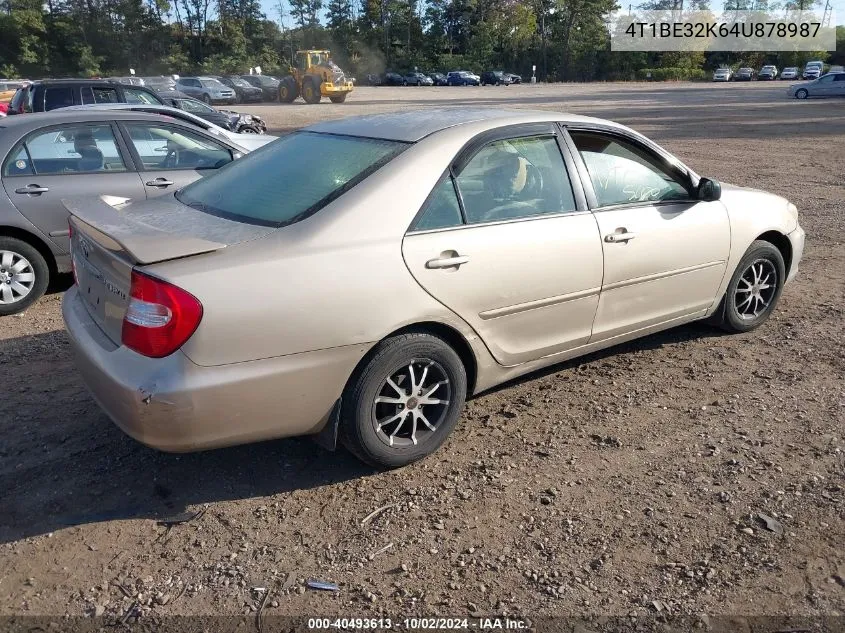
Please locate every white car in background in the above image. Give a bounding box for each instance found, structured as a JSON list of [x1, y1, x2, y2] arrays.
[[780, 67, 799, 80], [61, 104, 276, 151], [713, 67, 732, 81]]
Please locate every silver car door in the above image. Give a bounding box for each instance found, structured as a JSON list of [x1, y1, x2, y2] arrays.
[[119, 121, 237, 197], [1, 122, 145, 252]]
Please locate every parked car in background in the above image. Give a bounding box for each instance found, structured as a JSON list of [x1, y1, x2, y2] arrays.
[[506, 73, 522, 84], [780, 67, 799, 80], [216, 75, 263, 103], [143, 76, 177, 92], [162, 96, 267, 134], [826, 65, 844, 75], [403, 72, 433, 86], [712, 67, 732, 82], [480, 71, 513, 85], [365, 74, 383, 86], [788, 71, 845, 99], [379, 73, 402, 86], [428, 72, 448, 86], [734, 67, 755, 81], [7, 79, 163, 115], [239, 75, 279, 101], [447, 71, 480, 86], [63, 103, 274, 150], [803, 61, 824, 79], [60, 108, 804, 468], [175, 77, 236, 105], [758, 65, 778, 80], [109, 76, 146, 86], [0, 109, 253, 314], [1, 81, 25, 102]]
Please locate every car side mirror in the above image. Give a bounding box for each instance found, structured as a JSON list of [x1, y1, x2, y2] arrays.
[[697, 177, 722, 202]]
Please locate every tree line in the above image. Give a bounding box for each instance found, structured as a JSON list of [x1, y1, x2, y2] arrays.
[[1, 0, 842, 82]]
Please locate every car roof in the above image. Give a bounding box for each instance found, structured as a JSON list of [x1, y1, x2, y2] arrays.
[[304, 108, 612, 143], [0, 109, 202, 132]]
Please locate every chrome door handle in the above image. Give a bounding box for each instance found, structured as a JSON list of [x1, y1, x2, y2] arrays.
[[145, 178, 174, 187], [15, 185, 49, 195], [605, 231, 637, 243], [426, 255, 470, 269]]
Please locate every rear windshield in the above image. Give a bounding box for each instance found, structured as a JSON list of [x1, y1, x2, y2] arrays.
[[175, 132, 407, 227]]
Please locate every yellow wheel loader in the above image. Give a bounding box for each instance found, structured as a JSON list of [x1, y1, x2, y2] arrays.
[[278, 50, 354, 104]]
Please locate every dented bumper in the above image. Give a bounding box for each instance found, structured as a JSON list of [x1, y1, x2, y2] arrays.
[[62, 286, 368, 452]]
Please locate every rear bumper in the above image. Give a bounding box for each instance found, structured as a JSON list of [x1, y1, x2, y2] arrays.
[[786, 223, 805, 284], [62, 286, 369, 452]]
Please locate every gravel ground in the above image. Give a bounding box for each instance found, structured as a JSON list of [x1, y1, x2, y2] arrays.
[[1, 82, 843, 624]]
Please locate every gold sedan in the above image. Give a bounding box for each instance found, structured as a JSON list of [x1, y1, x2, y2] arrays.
[[62, 109, 805, 469]]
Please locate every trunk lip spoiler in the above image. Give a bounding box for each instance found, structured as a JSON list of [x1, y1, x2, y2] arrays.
[[63, 195, 227, 265]]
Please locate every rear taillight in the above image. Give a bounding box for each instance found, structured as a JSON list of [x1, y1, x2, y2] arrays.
[[68, 221, 78, 286], [121, 270, 203, 358]]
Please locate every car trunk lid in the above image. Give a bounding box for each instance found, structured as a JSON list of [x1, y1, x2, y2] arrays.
[[64, 194, 274, 345]]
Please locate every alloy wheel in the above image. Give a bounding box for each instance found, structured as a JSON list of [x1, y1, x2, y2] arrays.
[[371, 359, 451, 448], [0, 250, 35, 305], [734, 259, 777, 320]]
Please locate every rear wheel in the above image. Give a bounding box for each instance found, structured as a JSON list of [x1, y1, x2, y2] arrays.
[[302, 77, 322, 104], [329, 93, 348, 103], [795, 88, 809, 99], [340, 333, 467, 469], [0, 237, 49, 317], [278, 76, 298, 103], [716, 240, 785, 333]]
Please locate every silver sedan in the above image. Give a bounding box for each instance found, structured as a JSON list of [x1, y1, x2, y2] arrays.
[[62, 109, 805, 468]]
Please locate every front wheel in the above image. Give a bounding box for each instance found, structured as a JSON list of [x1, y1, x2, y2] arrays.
[[202, 93, 212, 104], [0, 237, 50, 316], [795, 88, 808, 99], [340, 333, 467, 469], [716, 240, 786, 333]]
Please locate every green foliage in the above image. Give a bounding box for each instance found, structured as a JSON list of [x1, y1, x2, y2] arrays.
[[1, 0, 842, 83]]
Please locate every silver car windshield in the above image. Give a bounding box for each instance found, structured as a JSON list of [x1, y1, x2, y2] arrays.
[[175, 132, 408, 227]]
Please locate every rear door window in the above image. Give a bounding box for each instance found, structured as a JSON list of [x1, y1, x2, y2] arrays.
[[43, 87, 75, 111], [411, 177, 464, 231], [5, 124, 126, 175], [455, 135, 577, 224]]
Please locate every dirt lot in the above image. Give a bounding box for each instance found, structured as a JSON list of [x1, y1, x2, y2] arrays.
[[1, 83, 843, 625]]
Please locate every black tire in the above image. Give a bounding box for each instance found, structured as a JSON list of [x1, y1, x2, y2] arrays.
[[302, 76, 322, 104], [238, 125, 260, 134], [202, 93, 212, 104], [716, 240, 786, 334], [0, 236, 50, 317], [795, 88, 808, 99], [329, 93, 348, 103], [278, 76, 298, 103], [340, 333, 467, 469]]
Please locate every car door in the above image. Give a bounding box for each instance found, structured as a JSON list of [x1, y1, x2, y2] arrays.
[[831, 73, 845, 95], [565, 128, 730, 343], [118, 121, 237, 197], [1, 122, 145, 252], [813, 74, 836, 96], [402, 125, 604, 366]]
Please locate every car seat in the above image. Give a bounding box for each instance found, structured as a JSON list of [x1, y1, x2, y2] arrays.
[[74, 131, 104, 171]]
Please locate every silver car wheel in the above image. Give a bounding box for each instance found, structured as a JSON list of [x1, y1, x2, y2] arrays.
[[0, 250, 35, 305], [796, 89, 808, 99], [372, 358, 451, 448], [734, 259, 777, 320]]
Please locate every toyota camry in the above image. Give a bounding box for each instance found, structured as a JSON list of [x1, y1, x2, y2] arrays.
[[62, 109, 805, 469]]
